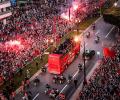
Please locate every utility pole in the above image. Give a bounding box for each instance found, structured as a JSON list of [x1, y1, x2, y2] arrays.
[[69, 6, 71, 21], [83, 34, 87, 86]]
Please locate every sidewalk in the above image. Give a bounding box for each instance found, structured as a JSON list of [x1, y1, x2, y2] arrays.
[[70, 60, 102, 100]]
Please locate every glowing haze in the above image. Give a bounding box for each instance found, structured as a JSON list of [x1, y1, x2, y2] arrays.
[[60, 1, 79, 21]]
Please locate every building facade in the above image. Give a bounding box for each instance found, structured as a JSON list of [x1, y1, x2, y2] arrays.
[[0, 0, 12, 25]]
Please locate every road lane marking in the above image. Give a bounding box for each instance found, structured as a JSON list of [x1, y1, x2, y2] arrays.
[[95, 31, 100, 35], [33, 93, 39, 100], [105, 26, 115, 38], [60, 85, 68, 93], [73, 70, 79, 78]]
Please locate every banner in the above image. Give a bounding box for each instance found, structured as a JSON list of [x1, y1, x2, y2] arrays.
[[10, 0, 16, 6]]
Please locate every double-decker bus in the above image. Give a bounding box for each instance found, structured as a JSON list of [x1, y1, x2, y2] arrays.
[[48, 38, 80, 74]]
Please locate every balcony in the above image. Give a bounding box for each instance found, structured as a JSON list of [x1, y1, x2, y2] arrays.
[[0, 0, 11, 9]]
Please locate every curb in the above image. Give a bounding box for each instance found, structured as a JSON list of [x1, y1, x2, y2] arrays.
[[70, 60, 102, 100], [15, 63, 47, 94]]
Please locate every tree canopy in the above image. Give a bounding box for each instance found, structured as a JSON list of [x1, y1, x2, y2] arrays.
[[103, 7, 120, 28]]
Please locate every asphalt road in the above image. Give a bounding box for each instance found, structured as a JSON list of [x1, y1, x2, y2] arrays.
[[15, 15, 118, 100]]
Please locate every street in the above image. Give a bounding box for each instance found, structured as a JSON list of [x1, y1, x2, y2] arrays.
[[15, 14, 118, 100]]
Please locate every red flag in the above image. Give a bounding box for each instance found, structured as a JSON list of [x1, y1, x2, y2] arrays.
[[103, 47, 110, 57], [103, 47, 116, 58]]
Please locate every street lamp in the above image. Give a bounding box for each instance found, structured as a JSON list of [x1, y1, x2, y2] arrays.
[[69, 5, 71, 21], [97, 51, 100, 59], [83, 40, 87, 85], [114, 2, 117, 7], [50, 39, 54, 43], [74, 36, 79, 42], [75, 16, 86, 87], [83, 33, 87, 86]]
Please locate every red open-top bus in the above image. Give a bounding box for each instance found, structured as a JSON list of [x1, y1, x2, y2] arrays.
[[48, 38, 80, 74]]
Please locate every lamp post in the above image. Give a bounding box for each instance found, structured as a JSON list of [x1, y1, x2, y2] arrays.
[[97, 51, 100, 59], [83, 34, 87, 86], [114, 2, 117, 7], [75, 14, 86, 87], [69, 5, 71, 21]]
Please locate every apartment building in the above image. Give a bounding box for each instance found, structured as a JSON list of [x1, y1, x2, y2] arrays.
[[0, 0, 12, 25]]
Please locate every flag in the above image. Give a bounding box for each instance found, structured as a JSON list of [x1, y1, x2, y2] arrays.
[[103, 47, 116, 58]]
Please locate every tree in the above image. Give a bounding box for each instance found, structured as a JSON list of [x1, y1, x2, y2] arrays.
[[103, 7, 120, 28]]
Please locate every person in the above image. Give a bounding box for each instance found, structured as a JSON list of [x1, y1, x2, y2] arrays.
[[59, 74, 65, 84], [74, 79, 78, 88], [41, 66, 46, 72], [60, 74, 65, 80], [46, 84, 50, 90], [96, 34, 100, 40], [86, 32, 90, 38], [68, 75, 72, 83], [34, 77, 40, 86], [22, 92, 28, 100], [78, 63, 82, 71], [92, 23, 95, 30], [26, 79, 30, 88], [11, 91, 16, 100], [95, 35, 100, 43], [53, 75, 58, 83]]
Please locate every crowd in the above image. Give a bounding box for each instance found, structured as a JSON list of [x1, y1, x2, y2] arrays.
[[79, 40, 120, 100], [0, 0, 100, 85], [0, 0, 101, 99], [0, 0, 74, 84]]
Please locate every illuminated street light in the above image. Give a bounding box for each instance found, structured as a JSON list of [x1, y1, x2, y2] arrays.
[[74, 36, 79, 42], [83, 33, 87, 86], [50, 39, 54, 43], [114, 2, 117, 7], [46, 39, 49, 43], [73, 4, 78, 11], [97, 51, 100, 59]]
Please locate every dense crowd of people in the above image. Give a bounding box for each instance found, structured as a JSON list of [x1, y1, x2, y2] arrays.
[[79, 40, 120, 100], [0, 0, 100, 85], [0, 0, 101, 99], [0, 0, 74, 84]]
